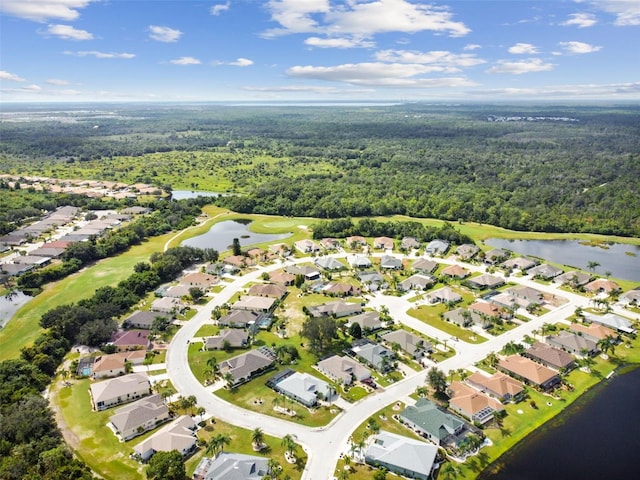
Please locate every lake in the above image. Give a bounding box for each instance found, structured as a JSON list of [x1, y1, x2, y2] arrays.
[[171, 190, 220, 200], [486, 238, 640, 282], [0, 291, 33, 328], [480, 366, 640, 479], [181, 219, 291, 252]]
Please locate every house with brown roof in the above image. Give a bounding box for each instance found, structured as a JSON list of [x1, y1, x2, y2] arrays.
[[498, 355, 560, 390], [323, 282, 361, 297], [555, 271, 592, 287], [569, 322, 617, 342], [269, 243, 291, 257], [306, 300, 363, 318], [374, 236, 395, 250], [346, 236, 367, 247], [181, 272, 218, 289], [456, 244, 480, 260], [466, 371, 524, 403], [269, 270, 295, 286], [502, 257, 537, 271], [320, 238, 340, 250], [316, 355, 371, 385], [124, 311, 172, 330], [204, 329, 249, 350], [163, 284, 191, 299], [247, 283, 287, 299], [412, 258, 438, 273], [441, 264, 469, 279], [467, 273, 505, 290], [469, 301, 504, 320], [285, 264, 321, 280], [346, 311, 383, 332], [232, 295, 277, 313], [381, 329, 431, 360], [524, 342, 575, 371], [89, 373, 151, 411], [546, 331, 598, 356], [584, 278, 620, 294], [91, 350, 146, 379], [401, 237, 421, 250], [219, 347, 276, 387], [294, 239, 321, 254], [217, 310, 262, 328], [109, 394, 170, 441], [246, 248, 266, 260], [151, 296, 184, 314], [426, 287, 462, 304], [111, 330, 152, 352], [133, 415, 197, 462], [447, 381, 504, 424], [223, 255, 253, 268]]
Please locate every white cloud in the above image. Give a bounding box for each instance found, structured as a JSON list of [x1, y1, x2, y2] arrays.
[[46, 78, 70, 85], [559, 41, 602, 53], [0, 70, 26, 82], [562, 12, 598, 27], [508, 43, 539, 54], [287, 62, 477, 87], [170, 57, 201, 65], [0, 0, 94, 23], [468, 81, 640, 98], [3, 84, 43, 93], [305, 36, 375, 48], [463, 44, 482, 51], [588, 1, 640, 26], [263, 0, 470, 39], [148, 25, 182, 43], [486, 58, 555, 74], [210, 1, 231, 16], [46, 24, 94, 40], [374, 49, 485, 72], [64, 50, 135, 59], [229, 58, 254, 67]]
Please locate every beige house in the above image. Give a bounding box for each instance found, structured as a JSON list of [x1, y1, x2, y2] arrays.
[[316, 355, 371, 385], [91, 350, 146, 379], [109, 394, 170, 441], [447, 381, 504, 424], [466, 371, 524, 403], [133, 415, 197, 462], [89, 373, 151, 411]]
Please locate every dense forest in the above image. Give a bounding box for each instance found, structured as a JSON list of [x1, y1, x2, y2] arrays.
[[1, 103, 639, 236]]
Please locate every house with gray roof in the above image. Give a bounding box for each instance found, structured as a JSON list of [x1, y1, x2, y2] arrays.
[[347, 254, 372, 269], [357, 270, 386, 291], [109, 394, 169, 441], [426, 287, 462, 304], [193, 452, 269, 480], [232, 295, 277, 313], [555, 270, 592, 287], [425, 239, 449, 256], [364, 431, 438, 480], [219, 347, 276, 387], [546, 331, 598, 356], [466, 273, 505, 290], [267, 369, 334, 407], [412, 258, 438, 273], [529, 263, 563, 280], [502, 256, 537, 271], [401, 237, 421, 250], [294, 239, 320, 254], [306, 300, 362, 318], [484, 248, 509, 265], [398, 274, 435, 292], [381, 330, 431, 360], [350, 339, 395, 373], [456, 244, 480, 260], [316, 355, 371, 385], [124, 311, 172, 330], [218, 310, 262, 328], [133, 415, 197, 462], [285, 265, 320, 280], [379, 254, 403, 270], [346, 311, 383, 332], [524, 342, 575, 371], [204, 329, 249, 350], [506, 285, 544, 308], [583, 312, 635, 334], [618, 288, 640, 306], [314, 256, 346, 271], [399, 399, 466, 447], [89, 373, 151, 411]]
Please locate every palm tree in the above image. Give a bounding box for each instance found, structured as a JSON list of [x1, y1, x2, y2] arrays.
[[486, 351, 499, 368], [196, 406, 206, 422], [272, 396, 281, 410], [161, 386, 176, 403], [267, 458, 282, 479], [281, 434, 297, 459], [206, 356, 220, 381], [439, 461, 460, 480], [587, 260, 600, 273], [598, 335, 615, 356], [252, 428, 265, 451], [223, 372, 235, 389]]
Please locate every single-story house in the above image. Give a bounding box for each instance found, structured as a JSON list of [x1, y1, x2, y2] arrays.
[[323, 282, 361, 297], [133, 415, 197, 462], [350, 340, 395, 372], [425, 239, 450, 256], [412, 258, 438, 273], [269, 243, 291, 257], [163, 284, 192, 298], [320, 238, 340, 250], [192, 452, 269, 480], [204, 329, 249, 350], [314, 256, 346, 271], [232, 295, 277, 313], [441, 264, 470, 279], [217, 310, 262, 328], [529, 264, 563, 280], [467, 273, 505, 290], [219, 347, 276, 387], [151, 296, 184, 314], [583, 312, 635, 334], [346, 235, 367, 247], [489, 292, 521, 311], [124, 311, 172, 330], [316, 355, 371, 385], [584, 279, 621, 294], [466, 371, 524, 403], [442, 308, 478, 328], [502, 257, 537, 271], [498, 355, 560, 390], [426, 287, 462, 304], [246, 248, 266, 260], [89, 373, 151, 411], [555, 271, 592, 287], [569, 322, 617, 342], [285, 265, 321, 280], [447, 381, 504, 424], [456, 244, 480, 260], [484, 248, 509, 265], [294, 239, 320, 254], [306, 300, 362, 318], [346, 311, 383, 332], [357, 271, 387, 291], [524, 341, 575, 371], [374, 236, 395, 250], [223, 255, 253, 269], [619, 288, 640, 306], [379, 255, 403, 270], [505, 285, 544, 308], [91, 350, 146, 379], [181, 272, 218, 289], [381, 329, 431, 360], [398, 274, 435, 291], [469, 301, 506, 320], [364, 431, 438, 480], [269, 271, 296, 286], [30, 246, 66, 258], [347, 254, 372, 269], [109, 394, 170, 441], [111, 330, 152, 352], [267, 369, 334, 407], [546, 331, 598, 356], [399, 399, 466, 447], [247, 283, 287, 299], [401, 237, 421, 250]]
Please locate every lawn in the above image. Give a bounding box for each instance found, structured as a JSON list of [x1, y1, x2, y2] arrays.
[[407, 305, 488, 344], [0, 233, 173, 361]]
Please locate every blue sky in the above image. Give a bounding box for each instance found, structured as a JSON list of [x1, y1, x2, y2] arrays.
[[1, 0, 639, 102]]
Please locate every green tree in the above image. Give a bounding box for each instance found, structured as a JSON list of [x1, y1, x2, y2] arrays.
[[426, 367, 447, 394], [301, 315, 338, 354], [189, 287, 205, 302], [348, 322, 362, 339], [145, 450, 186, 480], [252, 428, 265, 451], [587, 260, 600, 273], [232, 238, 242, 256]]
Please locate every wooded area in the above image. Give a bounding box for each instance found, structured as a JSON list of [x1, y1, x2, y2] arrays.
[[1, 103, 638, 235]]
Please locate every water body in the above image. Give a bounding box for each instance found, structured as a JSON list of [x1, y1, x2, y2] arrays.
[[0, 291, 33, 328], [481, 366, 640, 480], [486, 238, 640, 282], [171, 190, 220, 201], [181, 219, 290, 252]]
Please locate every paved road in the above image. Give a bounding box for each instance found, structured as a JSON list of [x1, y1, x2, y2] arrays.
[[165, 251, 635, 480]]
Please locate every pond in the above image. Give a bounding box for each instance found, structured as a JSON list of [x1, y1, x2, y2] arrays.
[[181, 219, 291, 252], [171, 190, 221, 200], [485, 238, 640, 282], [0, 291, 33, 328]]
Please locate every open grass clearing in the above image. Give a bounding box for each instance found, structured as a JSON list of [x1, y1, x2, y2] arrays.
[[407, 305, 488, 344]]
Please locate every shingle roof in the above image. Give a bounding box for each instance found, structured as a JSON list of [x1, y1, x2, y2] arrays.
[[498, 355, 559, 385], [365, 431, 437, 478], [400, 399, 463, 441], [193, 452, 269, 480], [109, 394, 168, 434], [525, 342, 574, 369]]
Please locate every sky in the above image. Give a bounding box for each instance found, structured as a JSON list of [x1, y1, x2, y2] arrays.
[[1, 0, 639, 102]]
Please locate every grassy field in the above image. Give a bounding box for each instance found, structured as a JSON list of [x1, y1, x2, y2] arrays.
[[407, 304, 488, 344], [0, 233, 174, 361]]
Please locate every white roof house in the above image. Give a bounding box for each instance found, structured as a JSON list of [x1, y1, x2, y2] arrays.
[[132, 415, 197, 462], [269, 370, 334, 407], [364, 431, 438, 480]]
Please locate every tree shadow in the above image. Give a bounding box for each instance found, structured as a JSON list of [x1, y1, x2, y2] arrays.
[[499, 426, 512, 438]]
